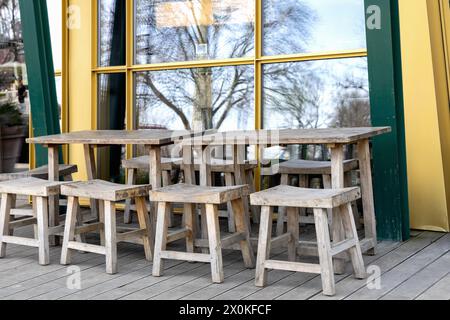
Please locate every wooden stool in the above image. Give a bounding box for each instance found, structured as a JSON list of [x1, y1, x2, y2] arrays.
[[151, 183, 255, 283], [250, 185, 366, 296], [123, 155, 258, 232], [60, 180, 153, 274], [0, 177, 66, 265], [275, 159, 359, 235], [122, 156, 180, 224]]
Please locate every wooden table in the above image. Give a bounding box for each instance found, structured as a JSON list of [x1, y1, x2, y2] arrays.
[[182, 127, 391, 255], [27, 129, 203, 244]]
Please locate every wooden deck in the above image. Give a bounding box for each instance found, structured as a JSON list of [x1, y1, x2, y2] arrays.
[[0, 202, 449, 300]]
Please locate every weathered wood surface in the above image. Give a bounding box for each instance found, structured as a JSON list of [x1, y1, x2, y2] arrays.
[[250, 185, 360, 209], [0, 165, 77, 182], [61, 180, 151, 202], [0, 177, 66, 197], [182, 127, 391, 146], [150, 184, 249, 205], [27, 129, 213, 146], [277, 159, 358, 175]]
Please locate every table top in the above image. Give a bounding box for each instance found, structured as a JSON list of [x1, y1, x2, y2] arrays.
[[27, 129, 209, 146], [182, 127, 391, 146]]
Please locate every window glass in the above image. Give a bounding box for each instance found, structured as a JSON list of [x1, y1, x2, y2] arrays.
[[99, 0, 126, 66], [47, 0, 62, 70], [134, 65, 254, 131], [134, 0, 255, 64], [97, 73, 126, 182], [263, 0, 366, 56]]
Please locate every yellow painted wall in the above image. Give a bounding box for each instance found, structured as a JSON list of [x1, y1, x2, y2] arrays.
[[67, 0, 93, 182], [399, 0, 450, 231]]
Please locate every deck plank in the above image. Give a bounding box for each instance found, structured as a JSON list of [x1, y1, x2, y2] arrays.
[[381, 250, 450, 300], [344, 232, 450, 300], [416, 273, 450, 300], [280, 231, 443, 300], [245, 240, 400, 300]]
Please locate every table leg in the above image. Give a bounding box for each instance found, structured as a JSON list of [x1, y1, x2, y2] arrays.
[[199, 145, 212, 254], [233, 145, 251, 228], [48, 145, 59, 246], [358, 139, 377, 255], [83, 144, 99, 219], [147, 145, 162, 242], [330, 144, 346, 274]]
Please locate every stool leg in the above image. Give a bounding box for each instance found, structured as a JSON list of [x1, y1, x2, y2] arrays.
[[246, 169, 260, 224], [231, 199, 255, 268], [276, 174, 289, 236], [162, 170, 175, 228], [61, 196, 79, 265], [153, 202, 170, 277], [341, 203, 366, 279], [224, 173, 236, 233], [36, 197, 50, 265], [124, 168, 135, 224], [104, 201, 117, 274], [98, 200, 105, 246], [345, 172, 361, 229], [136, 196, 154, 261], [255, 206, 273, 287], [298, 174, 308, 220], [0, 193, 12, 258], [287, 207, 299, 262], [322, 175, 333, 225], [200, 204, 209, 254], [313, 208, 335, 296], [32, 196, 38, 239], [331, 206, 346, 275], [184, 203, 196, 253], [205, 204, 224, 283]]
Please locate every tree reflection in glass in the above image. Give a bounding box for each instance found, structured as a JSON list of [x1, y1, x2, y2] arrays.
[[135, 65, 254, 131], [134, 0, 255, 64]]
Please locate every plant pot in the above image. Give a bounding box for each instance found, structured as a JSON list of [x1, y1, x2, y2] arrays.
[[0, 125, 27, 173]]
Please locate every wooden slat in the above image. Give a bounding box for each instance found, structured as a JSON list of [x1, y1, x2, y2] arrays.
[[264, 259, 322, 274], [1, 236, 39, 247], [67, 241, 106, 255], [10, 209, 34, 217], [270, 233, 291, 249], [167, 228, 190, 243], [221, 232, 245, 248], [330, 238, 357, 256], [75, 222, 103, 235], [159, 250, 210, 263], [9, 217, 37, 229], [117, 229, 146, 242]]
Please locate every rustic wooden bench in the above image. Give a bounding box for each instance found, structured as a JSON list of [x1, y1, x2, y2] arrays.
[[151, 183, 255, 283], [0, 177, 68, 265], [60, 180, 153, 274], [250, 185, 366, 296]]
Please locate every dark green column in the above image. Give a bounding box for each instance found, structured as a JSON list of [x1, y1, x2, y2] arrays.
[[19, 0, 61, 166], [365, 0, 410, 240]]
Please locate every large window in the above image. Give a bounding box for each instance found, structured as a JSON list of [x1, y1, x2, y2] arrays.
[[95, 0, 369, 164]]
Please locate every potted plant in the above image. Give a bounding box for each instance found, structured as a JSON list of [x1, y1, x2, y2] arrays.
[[0, 100, 27, 173]]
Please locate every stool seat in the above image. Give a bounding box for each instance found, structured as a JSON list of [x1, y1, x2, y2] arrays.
[[250, 185, 360, 208], [61, 180, 151, 201], [277, 159, 358, 175], [122, 156, 182, 170], [150, 183, 248, 204], [0, 164, 78, 182], [0, 177, 65, 197]]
